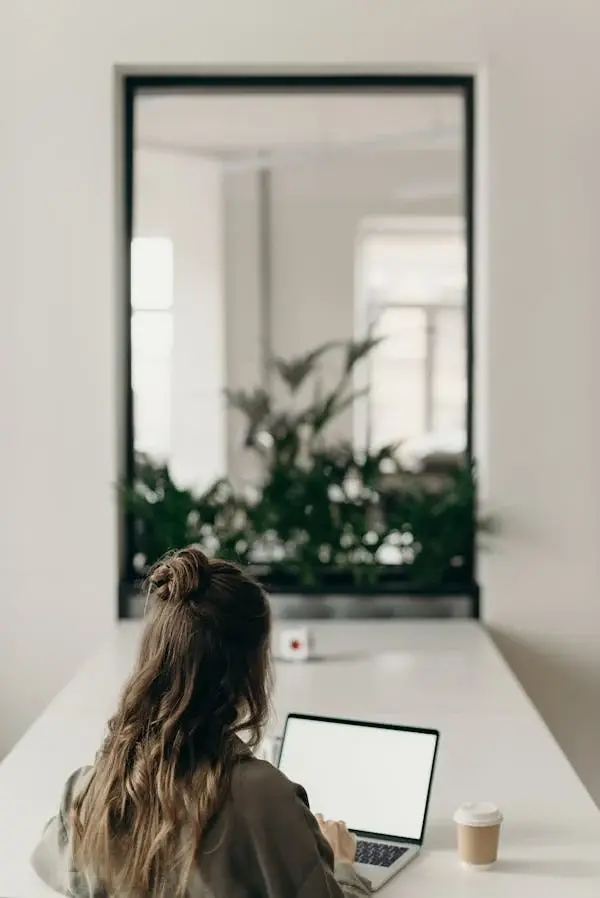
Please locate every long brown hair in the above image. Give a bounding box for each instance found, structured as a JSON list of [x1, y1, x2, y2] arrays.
[[72, 547, 272, 898]]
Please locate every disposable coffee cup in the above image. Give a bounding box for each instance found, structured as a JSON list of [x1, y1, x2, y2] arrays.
[[453, 802, 503, 869]]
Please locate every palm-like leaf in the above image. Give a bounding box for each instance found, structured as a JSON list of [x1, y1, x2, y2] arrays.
[[309, 387, 370, 433], [343, 336, 383, 374], [225, 387, 272, 450], [272, 341, 338, 393], [224, 387, 271, 421]]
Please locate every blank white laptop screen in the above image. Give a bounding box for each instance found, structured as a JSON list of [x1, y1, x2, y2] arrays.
[[278, 716, 438, 841]]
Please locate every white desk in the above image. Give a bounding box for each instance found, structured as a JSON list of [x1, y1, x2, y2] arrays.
[[0, 620, 599, 897]]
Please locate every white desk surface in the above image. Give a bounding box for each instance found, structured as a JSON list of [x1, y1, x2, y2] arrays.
[[0, 620, 599, 897]]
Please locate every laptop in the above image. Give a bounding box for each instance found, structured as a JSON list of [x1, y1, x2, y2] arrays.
[[277, 713, 440, 892]]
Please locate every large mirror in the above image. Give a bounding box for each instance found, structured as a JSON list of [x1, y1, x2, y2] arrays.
[[125, 77, 474, 602]]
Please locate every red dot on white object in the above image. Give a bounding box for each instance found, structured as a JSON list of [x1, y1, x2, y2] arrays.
[[290, 639, 302, 650]]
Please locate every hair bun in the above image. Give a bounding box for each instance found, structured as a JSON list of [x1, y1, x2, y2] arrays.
[[146, 547, 212, 607]]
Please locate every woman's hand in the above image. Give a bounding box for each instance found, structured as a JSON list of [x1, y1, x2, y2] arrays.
[[315, 814, 357, 864]]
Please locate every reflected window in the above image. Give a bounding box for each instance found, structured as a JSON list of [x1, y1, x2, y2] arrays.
[[131, 237, 174, 458], [357, 219, 467, 460]]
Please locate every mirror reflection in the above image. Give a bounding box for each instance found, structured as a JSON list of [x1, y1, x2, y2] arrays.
[[128, 87, 472, 590]]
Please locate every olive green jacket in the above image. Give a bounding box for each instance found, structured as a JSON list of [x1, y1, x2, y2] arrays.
[[31, 757, 371, 898]]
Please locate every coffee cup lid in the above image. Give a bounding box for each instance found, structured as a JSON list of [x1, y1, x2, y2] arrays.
[[454, 802, 503, 827]]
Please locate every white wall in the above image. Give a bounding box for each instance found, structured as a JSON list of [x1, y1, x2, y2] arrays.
[[2, 0, 600, 805], [134, 148, 226, 492]]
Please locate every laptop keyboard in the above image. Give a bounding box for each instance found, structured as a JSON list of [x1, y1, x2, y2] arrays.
[[356, 841, 408, 868]]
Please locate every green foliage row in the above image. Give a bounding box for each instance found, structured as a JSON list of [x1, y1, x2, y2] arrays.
[[124, 338, 480, 591]]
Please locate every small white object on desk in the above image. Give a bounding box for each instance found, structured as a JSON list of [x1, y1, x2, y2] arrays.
[[277, 626, 313, 661]]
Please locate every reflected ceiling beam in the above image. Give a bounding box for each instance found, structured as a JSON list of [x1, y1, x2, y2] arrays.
[[135, 123, 460, 169], [223, 124, 459, 171]]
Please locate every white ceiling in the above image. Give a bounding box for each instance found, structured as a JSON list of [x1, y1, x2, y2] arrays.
[[134, 91, 463, 162]]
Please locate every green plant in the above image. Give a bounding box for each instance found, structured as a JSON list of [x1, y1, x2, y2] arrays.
[[123, 339, 482, 591]]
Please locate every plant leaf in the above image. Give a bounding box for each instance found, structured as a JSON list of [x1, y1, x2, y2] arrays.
[[224, 387, 271, 420], [343, 336, 383, 373], [224, 387, 272, 449], [310, 387, 370, 433], [272, 341, 339, 393]]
